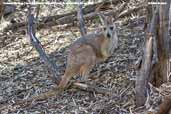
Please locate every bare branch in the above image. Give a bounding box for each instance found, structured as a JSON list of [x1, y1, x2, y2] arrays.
[[77, 0, 87, 36], [27, 7, 60, 83]]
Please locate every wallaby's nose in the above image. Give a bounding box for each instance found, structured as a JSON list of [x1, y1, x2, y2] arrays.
[[107, 33, 111, 38]]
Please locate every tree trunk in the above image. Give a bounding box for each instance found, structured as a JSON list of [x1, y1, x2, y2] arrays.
[[151, 0, 170, 87], [0, 0, 4, 20], [135, 0, 170, 106]]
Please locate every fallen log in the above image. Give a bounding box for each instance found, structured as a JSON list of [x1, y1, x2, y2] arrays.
[[6, 2, 147, 32], [2, 0, 135, 31]]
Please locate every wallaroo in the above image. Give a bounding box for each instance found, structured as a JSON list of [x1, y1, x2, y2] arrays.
[[58, 13, 118, 90]]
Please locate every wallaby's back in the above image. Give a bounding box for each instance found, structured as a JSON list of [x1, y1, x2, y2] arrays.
[[70, 32, 109, 59]]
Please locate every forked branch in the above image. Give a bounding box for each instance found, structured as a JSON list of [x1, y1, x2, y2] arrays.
[[27, 7, 60, 83]]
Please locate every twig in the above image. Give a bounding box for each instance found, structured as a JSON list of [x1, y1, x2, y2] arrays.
[[114, 4, 147, 21], [119, 82, 133, 97], [73, 82, 112, 95]]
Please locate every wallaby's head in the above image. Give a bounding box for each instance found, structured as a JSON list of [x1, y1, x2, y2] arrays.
[[99, 13, 118, 52]]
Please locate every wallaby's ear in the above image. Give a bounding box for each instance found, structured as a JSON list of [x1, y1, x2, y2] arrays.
[[98, 13, 106, 25]]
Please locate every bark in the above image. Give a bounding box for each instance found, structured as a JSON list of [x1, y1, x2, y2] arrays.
[[0, 0, 4, 19], [135, 5, 159, 106], [169, 3, 171, 37], [152, 0, 170, 87], [135, 34, 153, 106], [154, 1, 171, 113], [136, 0, 171, 107]]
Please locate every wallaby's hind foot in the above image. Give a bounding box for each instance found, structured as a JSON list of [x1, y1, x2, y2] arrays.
[[58, 68, 78, 89], [79, 64, 94, 83]]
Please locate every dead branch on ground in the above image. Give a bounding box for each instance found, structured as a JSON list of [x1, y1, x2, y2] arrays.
[[0, 82, 112, 113]]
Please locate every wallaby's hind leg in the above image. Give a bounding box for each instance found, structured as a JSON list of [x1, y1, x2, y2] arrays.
[[58, 66, 79, 89], [79, 63, 94, 83], [58, 44, 96, 89]]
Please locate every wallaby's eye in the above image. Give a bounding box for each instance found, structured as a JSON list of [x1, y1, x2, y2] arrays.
[[110, 26, 113, 30], [103, 27, 106, 31]]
